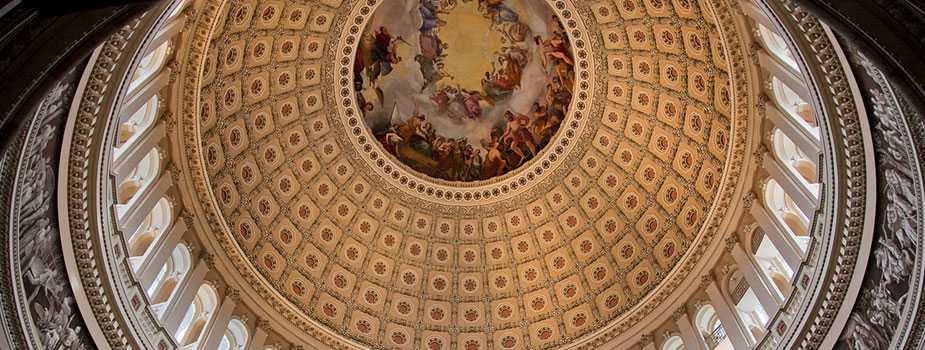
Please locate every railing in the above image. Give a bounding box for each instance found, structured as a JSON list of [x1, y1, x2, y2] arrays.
[[708, 326, 728, 348]]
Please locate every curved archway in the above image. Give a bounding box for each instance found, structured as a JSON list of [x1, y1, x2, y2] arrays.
[[772, 129, 819, 196], [116, 148, 161, 207], [175, 284, 218, 346], [661, 335, 685, 350], [764, 179, 811, 249], [770, 78, 818, 133], [115, 95, 159, 155], [218, 318, 249, 350]]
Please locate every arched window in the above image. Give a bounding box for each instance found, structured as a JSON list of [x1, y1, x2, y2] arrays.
[[696, 305, 729, 349], [115, 95, 159, 158], [764, 179, 811, 249], [737, 289, 770, 340], [731, 279, 770, 343], [751, 231, 794, 297], [661, 335, 685, 350], [116, 148, 161, 207], [757, 23, 799, 73], [218, 319, 249, 350], [148, 243, 191, 317], [722, 270, 765, 344], [129, 40, 170, 93], [174, 284, 218, 346], [772, 129, 819, 195], [128, 197, 173, 271], [771, 78, 818, 134]]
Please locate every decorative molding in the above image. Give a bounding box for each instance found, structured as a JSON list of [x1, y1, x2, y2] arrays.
[[743, 191, 757, 210], [671, 306, 688, 321], [56, 2, 190, 349], [748, 1, 876, 349]]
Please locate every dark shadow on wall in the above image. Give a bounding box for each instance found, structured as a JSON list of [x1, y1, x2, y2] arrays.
[[0, 1, 155, 156]]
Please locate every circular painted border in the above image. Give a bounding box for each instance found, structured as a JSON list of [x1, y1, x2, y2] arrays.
[[332, 0, 594, 205]]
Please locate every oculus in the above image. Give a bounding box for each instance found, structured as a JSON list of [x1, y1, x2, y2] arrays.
[[354, 0, 575, 182]]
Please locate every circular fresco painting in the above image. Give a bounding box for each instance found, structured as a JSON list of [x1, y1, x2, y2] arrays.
[[354, 0, 574, 182]]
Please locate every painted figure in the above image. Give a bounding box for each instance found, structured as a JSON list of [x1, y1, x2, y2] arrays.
[[419, 0, 447, 33], [502, 110, 537, 165], [357, 26, 403, 85], [481, 136, 507, 179], [358, 0, 573, 181]]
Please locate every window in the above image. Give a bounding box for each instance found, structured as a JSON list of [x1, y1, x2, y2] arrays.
[[757, 23, 799, 73], [752, 231, 794, 297], [734, 288, 770, 342], [148, 244, 191, 317], [772, 129, 819, 195], [661, 335, 685, 350], [128, 197, 173, 271], [764, 180, 811, 250], [174, 284, 218, 346], [218, 319, 249, 350], [130, 41, 170, 93], [696, 305, 729, 349], [771, 78, 818, 134], [116, 148, 161, 208], [167, 0, 190, 19], [115, 95, 159, 158]]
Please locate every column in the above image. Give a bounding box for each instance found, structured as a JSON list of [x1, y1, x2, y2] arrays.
[[122, 71, 170, 123], [765, 102, 821, 158], [246, 320, 270, 350], [759, 50, 810, 103], [117, 171, 173, 233], [147, 15, 186, 54], [731, 239, 783, 314], [137, 220, 187, 289], [757, 44, 801, 79], [198, 292, 237, 350], [162, 257, 208, 333], [739, 1, 775, 31], [675, 308, 707, 350], [750, 205, 803, 270], [113, 123, 166, 184], [706, 281, 751, 349], [763, 152, 818, 216]]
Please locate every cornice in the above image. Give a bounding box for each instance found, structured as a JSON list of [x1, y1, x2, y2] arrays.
[[750, 1, 876, 349], [56, 2, 191, 349]]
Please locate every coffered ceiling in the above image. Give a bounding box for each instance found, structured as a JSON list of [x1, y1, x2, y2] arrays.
[[177, 0, 747, 347]]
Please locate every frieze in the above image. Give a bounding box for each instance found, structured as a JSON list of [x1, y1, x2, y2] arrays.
[[834, 46, 925, 350], [2, 59, 94, 350]]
